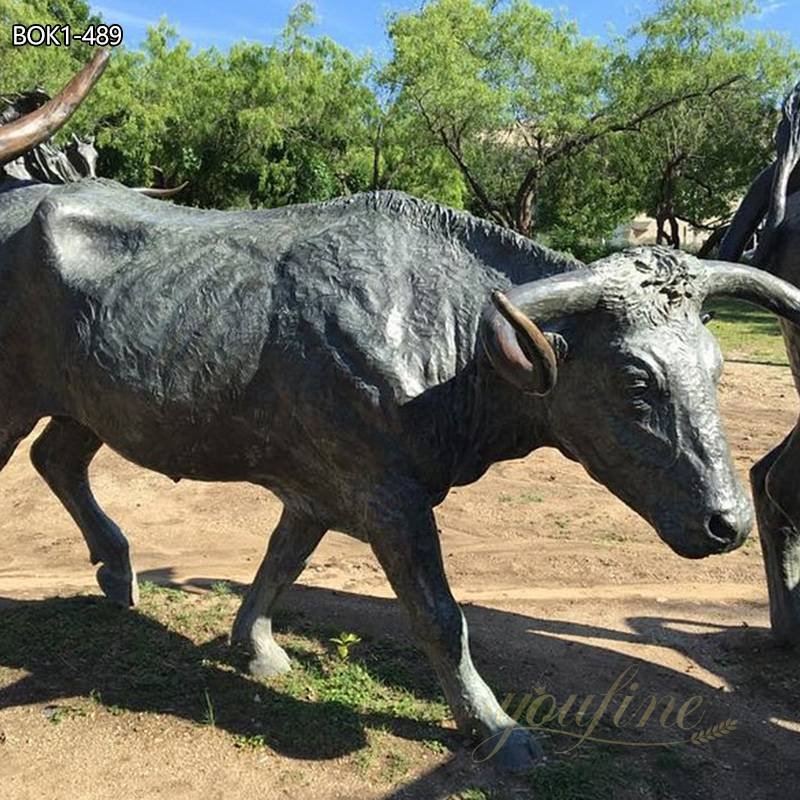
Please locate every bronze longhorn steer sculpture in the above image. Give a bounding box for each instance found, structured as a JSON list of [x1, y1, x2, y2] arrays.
[[720, 81, 800, 647], [4, 52, 800, 771]]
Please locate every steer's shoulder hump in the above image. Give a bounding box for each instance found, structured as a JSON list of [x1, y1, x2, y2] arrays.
[[28, 181, 200, 285]]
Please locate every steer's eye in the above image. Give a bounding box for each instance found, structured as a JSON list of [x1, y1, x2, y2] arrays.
[[621, 367, 655, 412], [626, 379, 649, 399], [626, 381, 651, 408]]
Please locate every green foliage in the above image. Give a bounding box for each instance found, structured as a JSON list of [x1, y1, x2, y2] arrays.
[[210, 580, 233, 597], [1, 0, 100, 118], [0, 588, 448, 772], [3, 3, 378, 209], [382, 0, 799, 253], [329, 631, 362, 661], [91, 10, 378, 208]]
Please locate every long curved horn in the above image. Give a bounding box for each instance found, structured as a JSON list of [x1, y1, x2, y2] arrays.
[[703, 260, 800, 327], [134, 181, 188, 198], [481, 267, 605, 395], [0, 50, 109, 165]]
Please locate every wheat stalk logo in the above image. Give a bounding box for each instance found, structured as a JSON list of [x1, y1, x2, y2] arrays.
[[690, 719, 738, 746]]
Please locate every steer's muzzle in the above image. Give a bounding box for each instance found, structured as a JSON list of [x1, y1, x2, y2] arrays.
[[706, 509, 751, 551], [667, 502, 754, 559]]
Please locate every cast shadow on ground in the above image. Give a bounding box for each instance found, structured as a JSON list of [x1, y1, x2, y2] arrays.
[[0, 571, 798, 798]]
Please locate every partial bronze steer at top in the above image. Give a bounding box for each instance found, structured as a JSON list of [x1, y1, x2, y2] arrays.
[[0, 51, 185, 196], [2, 52, 799, 771]]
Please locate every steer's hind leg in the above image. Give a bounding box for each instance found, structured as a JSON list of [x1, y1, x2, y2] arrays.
[[753, 429, 800, 645], [366, 496, 542, 773], [0, 416, 37, 472], [231, 506, 327, 677], [30, 417, 138, 606]]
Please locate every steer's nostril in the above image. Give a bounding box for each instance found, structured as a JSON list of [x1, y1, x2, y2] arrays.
[[707, 514, 739, 544]]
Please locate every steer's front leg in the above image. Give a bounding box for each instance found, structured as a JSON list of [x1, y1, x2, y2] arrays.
[[365, 495, 542, 772], [753, 434, 800, 645], [232, 506, 327, 677]]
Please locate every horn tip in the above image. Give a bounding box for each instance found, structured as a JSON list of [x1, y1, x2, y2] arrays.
[[491, 289, 508, 308]]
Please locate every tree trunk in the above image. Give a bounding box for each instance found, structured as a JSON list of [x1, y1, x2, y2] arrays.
[[514, 178, 538, 237], [668, 214, 681, 249], [656, 213, 667, 245]]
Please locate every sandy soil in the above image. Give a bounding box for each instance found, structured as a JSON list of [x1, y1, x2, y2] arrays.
[[1, 360, 799, 799]]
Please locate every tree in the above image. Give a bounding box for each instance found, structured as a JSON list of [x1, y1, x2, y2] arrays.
[[382, 0, 797, 252], [82, 5, 378, 209], [382, 0, 613, 236], [1, 1, 129, 154], [620, 0, 799, 249], [3, 0, 796, 250]]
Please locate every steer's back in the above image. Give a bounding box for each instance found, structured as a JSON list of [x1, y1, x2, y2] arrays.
[[3, 180, 576, 486]]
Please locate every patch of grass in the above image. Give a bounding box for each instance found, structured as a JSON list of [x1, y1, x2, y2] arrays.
[[210, 581, 234, 597], [527, 752, 630, 800], [0, 589, 447, 768], [139, 580, 185, 602], [233, 733, 269, 751], [453, 790, 494, 800], [598, 529, 630, 544], [518, 492, 544, 504], [352, 727, 416, 783], [0, 592, 725, 798], [379, 749, 412, 783], [43, 703, 90, 724], [522, 745, 702, 800], [705, 298, 789, 366], [499, 491, 545, 506], [89, 688, 125, 716], [421, 736, 450, 754]]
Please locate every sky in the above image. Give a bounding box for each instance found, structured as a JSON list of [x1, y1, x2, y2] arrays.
[[90, 0, 800, 55]]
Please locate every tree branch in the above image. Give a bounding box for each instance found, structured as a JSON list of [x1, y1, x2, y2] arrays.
[[414, 97, 509, 226], [545, 75, 744, 165]]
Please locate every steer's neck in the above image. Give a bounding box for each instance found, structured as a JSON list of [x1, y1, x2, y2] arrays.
[[446, 355, 555, 488]]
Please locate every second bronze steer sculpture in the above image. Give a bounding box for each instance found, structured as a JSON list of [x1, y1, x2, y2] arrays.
[[3, 53, 800, 770], [720, 82, 800, 647]]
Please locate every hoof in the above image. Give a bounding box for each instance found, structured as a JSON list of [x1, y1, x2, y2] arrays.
[[473, 726, 543, 773], [769, 596, 800, 647], [249, 644, 293, 679], [230, 615, 293, 678], [97, 565, 139, 607], [772, 624, 800, 649]]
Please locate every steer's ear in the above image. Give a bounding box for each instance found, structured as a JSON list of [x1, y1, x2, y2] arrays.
[[482, 291, 568, 396]]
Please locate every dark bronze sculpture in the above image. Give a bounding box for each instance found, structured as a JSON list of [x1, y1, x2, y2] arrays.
[[4, 53, 800, 770], [720, 83, 800, 646]]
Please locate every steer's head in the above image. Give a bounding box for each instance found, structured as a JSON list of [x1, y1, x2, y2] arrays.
[[482, 246, 800, 558]]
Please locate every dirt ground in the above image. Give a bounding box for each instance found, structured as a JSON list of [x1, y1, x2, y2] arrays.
[[1, 360, 799, 800]]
